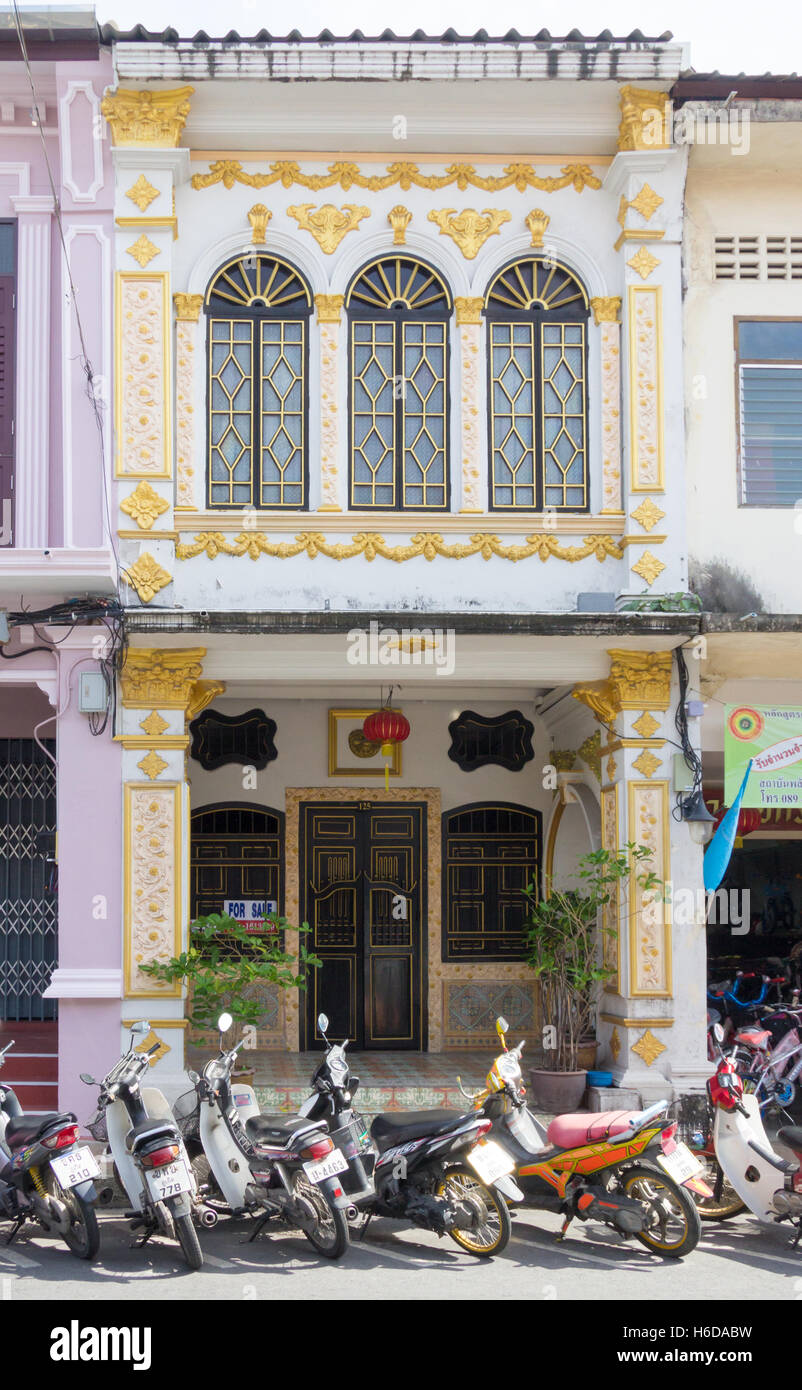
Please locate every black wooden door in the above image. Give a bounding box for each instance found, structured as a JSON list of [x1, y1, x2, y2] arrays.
[[301, 801, 426, 1050]]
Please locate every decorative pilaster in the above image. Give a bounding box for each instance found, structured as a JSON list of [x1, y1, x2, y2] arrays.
[[454, 297, 484, 513], [173, 293, 202, 509], [315, 294, 344, 511], [115, 272, 171, 477], [590, 297, 622, 514], [628, 284, 664, 494], [10, 196, 53, 547], [119, 647, 204, 1084]]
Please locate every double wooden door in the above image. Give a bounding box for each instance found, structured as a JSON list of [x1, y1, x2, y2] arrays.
[[300, 801, 426, 1050]]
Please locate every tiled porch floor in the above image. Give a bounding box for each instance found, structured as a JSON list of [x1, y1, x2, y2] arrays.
[[186, 1047, 494, 1113]]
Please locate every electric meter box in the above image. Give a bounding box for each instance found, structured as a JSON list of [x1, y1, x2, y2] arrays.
[[79, 671, 108, 714]]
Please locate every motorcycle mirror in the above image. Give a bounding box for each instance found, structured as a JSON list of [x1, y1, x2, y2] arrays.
[[317, 1012, 329, 1034], [713, 1022, 725, 1043], [496, 1016, 509, 1036], [217, 1012, 233, 1033], [79, 1072, 97, 1085], [129, 1020, 151, 1036]]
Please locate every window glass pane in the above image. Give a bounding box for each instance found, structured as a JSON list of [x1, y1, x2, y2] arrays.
[[739, 320, 802, 362], [0, 224, 14, 275], [402, 321, 446, 508], [740, 364, 802, 505], [209, 319, 253, 506], [351, 321, 395, 507], [541, 321, 587, 509], [490, 321, 536, 508], [260, 320, 305, 508]]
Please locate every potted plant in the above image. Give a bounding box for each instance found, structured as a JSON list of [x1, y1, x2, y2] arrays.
[[523, 845, 664, 1112], [140, 912, 320, 1086]]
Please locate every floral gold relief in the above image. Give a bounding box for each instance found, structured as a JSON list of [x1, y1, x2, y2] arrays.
[[126, 174, 160, 212], [190, 158, 603, 195], [137, 750, 169, 780], [247, 203, 272, 244], [315, 293, 344, 324], [628, 780, 671, 996], [632, 1029, 667, 1067], [628, 285, 664, 492], [140, 711, 169, 737], [388, 205, 412, 244], [427, 207, 511, 259], [175, 319, 196, 508], [319, 317, 342, 510], [287, 203, 370, 254], [126, 234, 161, 269], [630, 497, 665, 533], [120, 648, 206, 710], [120, 480, 169, 531], [631, 551, 666, 587], [175, 531, 625, 565], [607, 650, 673, 711], [629, 183, 664, 221], [102, 86, 194, 148], [525, 208, 550, 248], [124, 785, 182, 997], [124, 553, 172, 604], [458, 319, 482, 512], [116, 274, 169, 478], [627, 246, 660, 280]]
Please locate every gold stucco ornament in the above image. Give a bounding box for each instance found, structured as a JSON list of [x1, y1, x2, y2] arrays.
[[631, 1029, 667, 1067], [126, 234, 161, 269], [287, 203, 370, 253], [627, 246, 660, 280], [631, 550, 667, 586], [126, 174, 160, 212], [101, 86, 194, 147], [630, 497, 665, 533], [525, 208, 550, 248], [247, 204, 272, 244], [120, 481, 170, 531], [427, 207, 511, 259], [124, 553, 173, 604], [388, 205, 413, 244], [137, 750, 169, 781]]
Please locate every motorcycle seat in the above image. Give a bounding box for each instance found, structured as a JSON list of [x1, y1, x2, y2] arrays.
[[735, 1030, 770, 1047], [777, 1125, 802, 1152], [547, 1110, 642, 1149], [370, 1109, 465, 1152], [4, 1111, 75, 1151], [246, 1114, 323, 1148], [124, 1118, 179, 1151]]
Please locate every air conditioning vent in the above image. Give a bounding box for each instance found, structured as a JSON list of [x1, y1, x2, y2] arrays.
[[714, 234, 802, 280]]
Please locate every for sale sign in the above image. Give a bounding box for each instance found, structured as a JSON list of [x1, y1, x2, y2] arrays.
[[724, 705, 802, 809], [223, 900, 278, 934]]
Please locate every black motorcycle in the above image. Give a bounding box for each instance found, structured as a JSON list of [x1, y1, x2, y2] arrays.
[[298, 1013, 517, 1257], [0, 1039, 100, 1258]]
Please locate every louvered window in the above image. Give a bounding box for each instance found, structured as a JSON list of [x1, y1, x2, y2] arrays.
[[715, 236, 802, 281], [737, 319, 802, 507]]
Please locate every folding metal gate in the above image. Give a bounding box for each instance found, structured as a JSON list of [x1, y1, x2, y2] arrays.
[[0, 738, 57, 1021]]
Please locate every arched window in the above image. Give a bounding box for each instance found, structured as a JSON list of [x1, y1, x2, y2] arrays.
[[485, 257, 589, 512], [205, 254, 312, 510], [346, 256, 452, 510]]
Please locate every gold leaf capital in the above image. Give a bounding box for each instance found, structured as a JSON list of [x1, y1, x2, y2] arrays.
[[315, 293, 344, 323], [590, 295, 622, 325], [120, 648, 207, 709], [101, 86, 194, 148], [617, 86, 671, 151], [454, 296, 484, 325], [173, 292, 203, 322]]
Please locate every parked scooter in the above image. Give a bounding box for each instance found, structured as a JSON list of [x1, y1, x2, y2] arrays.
[[695, 1051, 802, 1245], [82, 1021, 202, 1269], [295, 1012, 518, 1257], [178, 1012, 351, 1258], [0, 1038, 100, 1258], [457, 1017, 708, 1258]]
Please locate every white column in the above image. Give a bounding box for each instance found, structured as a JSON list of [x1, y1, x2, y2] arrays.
[[10, 195, 53, 548]]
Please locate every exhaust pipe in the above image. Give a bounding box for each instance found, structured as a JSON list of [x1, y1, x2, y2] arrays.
[[198, 1204, 219, 1228], [345, 1204, 360, 1223]]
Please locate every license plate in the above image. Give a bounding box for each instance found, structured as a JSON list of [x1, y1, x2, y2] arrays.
[[656, 1141, 704, 1185], [303, 1148, 348, 1184], [146, 1158, 193, 1201], [466, 1138, 516, 1185], [50, 1146, 100, 1189]]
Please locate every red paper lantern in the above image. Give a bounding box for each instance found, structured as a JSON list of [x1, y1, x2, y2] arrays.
[[363, 708, 410, 788]]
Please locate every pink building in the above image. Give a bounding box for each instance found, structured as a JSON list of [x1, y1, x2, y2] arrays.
[[0, 8, 118, 1117]]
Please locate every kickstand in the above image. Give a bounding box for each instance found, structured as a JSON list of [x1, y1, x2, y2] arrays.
[[247, 1212, 272, 1244], [130, 1224, 154, 1250], [791, 1223, 802, 1251], [556, 1216, 572, 1242], [5, 1217, 24, 1246], [359, 1212, 373, 1242]]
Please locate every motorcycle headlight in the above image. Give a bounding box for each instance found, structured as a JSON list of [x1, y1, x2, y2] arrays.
[[497, 1054, 522, 1085]]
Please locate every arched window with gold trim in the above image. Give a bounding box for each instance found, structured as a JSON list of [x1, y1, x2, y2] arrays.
[[346, 256, 452, 511], [484, 257, 589, 512], [205, 253, 312, 510]]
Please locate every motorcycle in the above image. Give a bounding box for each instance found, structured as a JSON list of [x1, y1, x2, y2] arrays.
[[457, 1017, 708, 1258], [700, 1051, 802, 1246], [178, 1012, 351, 1259], [82, 1021, 202, 1270], [0, 1038, 100, 1258], [295, 1012, 518, 1258]]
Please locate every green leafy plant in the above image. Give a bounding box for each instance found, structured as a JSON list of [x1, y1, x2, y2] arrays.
[[619, 591, 702, 613], [523, 845, 664, 1072], [140, 912, 321, 1032]]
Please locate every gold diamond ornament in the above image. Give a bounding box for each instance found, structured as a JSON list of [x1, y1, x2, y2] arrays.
[[631, 551, 666, 586], [137, 749, 168, 780], [140, 710, 169, 736], [120, 480, 170, 530], [629, 183, 664, 221], [630, 497, 665, 533], [126, 174, 160, 212], [627, 246, 660, 280], [633, 711, 660, 738], [631, 1029, 667, 1068], [126, 233, 161, 268], [125, 553, 172, 603], [632, 749, 662, 779]]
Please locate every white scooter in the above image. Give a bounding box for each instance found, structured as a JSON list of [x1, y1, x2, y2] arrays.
[[177, 1012, 351, 1258], [706, 1051, 802, 1245]]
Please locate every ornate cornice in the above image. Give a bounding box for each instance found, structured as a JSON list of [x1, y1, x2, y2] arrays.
[[120, 648, 207, 709], [101, 86, 194, 148], [190, 158, 603, 195]]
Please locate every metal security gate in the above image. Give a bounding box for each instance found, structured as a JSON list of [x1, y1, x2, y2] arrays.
[[0, 738, 57, 1022]]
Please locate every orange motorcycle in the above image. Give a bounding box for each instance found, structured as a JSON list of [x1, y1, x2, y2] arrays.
[[457, 1018, 711, 1258]]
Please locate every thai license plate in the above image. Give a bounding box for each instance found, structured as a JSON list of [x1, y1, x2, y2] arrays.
[[303, 1148, 348, 1184], [50, 1146, 100, 1188], [656, 1142, 704, 1184], [146, 1159, 193, 1201], [466, 1139, 516, 1185]]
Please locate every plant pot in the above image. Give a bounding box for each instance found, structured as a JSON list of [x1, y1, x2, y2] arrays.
[[528, 1068, 587, 1113], [576, 1039, 599, 1070]]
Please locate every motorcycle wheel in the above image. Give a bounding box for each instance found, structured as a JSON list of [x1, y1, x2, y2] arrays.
[[436, 1165, 512, 1257], [44, 1170, 100, 1260], [619, 1165, 701, 1258], [172, 1208, 203, 1270], [292, 1173, 349, 1259], [692, 1156, 745, 1221]]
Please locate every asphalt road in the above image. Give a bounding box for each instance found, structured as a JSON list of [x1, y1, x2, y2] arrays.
[[1, 1205, 800, 1301]]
